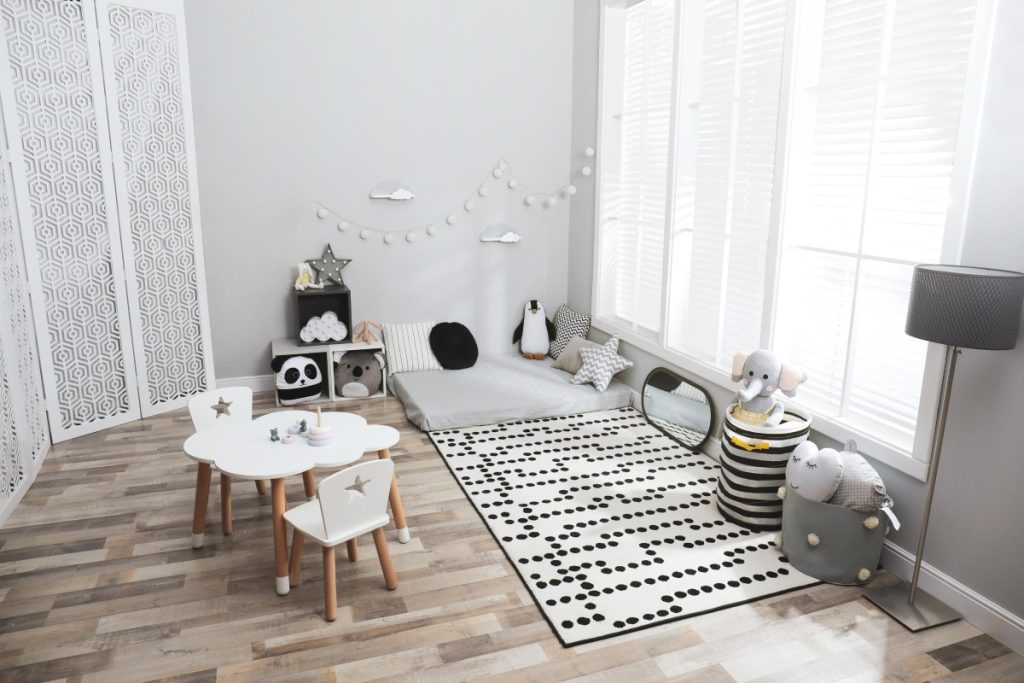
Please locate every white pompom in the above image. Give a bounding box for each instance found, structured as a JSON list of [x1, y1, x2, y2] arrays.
[[383, 233, 393, 245], [446, 214, 457, 225], [777, 486, 787, 500], [863, 516, 880, 530], [857, 568, 872, 582], [565, 185, 577, 196], [807, 533, 820, 547], [316, 208, 329, 219], [477, 186, 488, 197], [337, 221, 348, 232], [581, 166, 593, 176], [507, 178, 519, 189], [492, 167, 505, 178], [405, 232, 416, 243], [544, 196, 558, 208], [585, 146, 596, 158], [464, 200, 475, 212], [773, 533, 783, 549], [359, 229, 370, 240], [497, 159, 508, 171], [524, 196, 535, 206], [426, 224, 437, 236]]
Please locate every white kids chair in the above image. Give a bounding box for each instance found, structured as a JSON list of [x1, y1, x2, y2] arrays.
[[285, 459, 398, 622], [186, 387, 267, 544]]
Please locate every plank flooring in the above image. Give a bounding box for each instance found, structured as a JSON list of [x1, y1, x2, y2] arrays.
[[1, 394, 1021, 682]]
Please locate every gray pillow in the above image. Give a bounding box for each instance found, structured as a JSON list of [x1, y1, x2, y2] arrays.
[[552, 336, 599, 374]]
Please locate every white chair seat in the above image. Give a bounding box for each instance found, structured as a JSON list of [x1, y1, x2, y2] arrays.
[[284, 499, 389, 547]]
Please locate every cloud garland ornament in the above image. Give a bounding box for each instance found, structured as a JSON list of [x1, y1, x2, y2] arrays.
[[369, 179, 415, 200], [307, 244, 351, 286]]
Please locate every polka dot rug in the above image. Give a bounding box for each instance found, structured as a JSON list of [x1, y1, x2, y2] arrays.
[[429, 406, 818, 647]]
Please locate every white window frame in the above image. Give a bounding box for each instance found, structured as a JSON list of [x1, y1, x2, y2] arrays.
[[592, 0, 999, 480]]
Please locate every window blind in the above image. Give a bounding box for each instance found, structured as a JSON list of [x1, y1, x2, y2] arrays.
[[775, 0, 977, 451], [597, 0, 675, 332], [666, 0, 788, 368]]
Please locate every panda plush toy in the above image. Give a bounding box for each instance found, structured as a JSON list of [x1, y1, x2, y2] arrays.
[[271, 355, 324, 405]]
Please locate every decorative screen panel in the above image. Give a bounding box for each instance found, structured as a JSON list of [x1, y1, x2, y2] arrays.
[[103, 3, 211, 412], [0, 0, 138, 439]]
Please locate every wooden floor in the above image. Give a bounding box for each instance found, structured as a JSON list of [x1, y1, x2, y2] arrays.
[[1, 394, 1021, 682]]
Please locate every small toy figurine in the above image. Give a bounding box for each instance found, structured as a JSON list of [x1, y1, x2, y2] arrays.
[[299, 418, 308, 433], [294, 262, 324, 291], [270, 427, 280, 442], [281, 434, 295, 444]]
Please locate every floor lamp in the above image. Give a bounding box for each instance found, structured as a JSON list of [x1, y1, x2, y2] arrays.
[[865, 264, 1024, 631]]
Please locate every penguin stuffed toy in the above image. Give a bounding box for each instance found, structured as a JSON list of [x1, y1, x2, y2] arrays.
[[512, 299, 556, 360]]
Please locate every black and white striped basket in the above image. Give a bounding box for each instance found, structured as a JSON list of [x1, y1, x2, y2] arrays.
[[716, 404, 812, 531]]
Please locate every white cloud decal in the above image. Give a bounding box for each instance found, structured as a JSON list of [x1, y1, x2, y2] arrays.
[[369, 179, 415, 201]]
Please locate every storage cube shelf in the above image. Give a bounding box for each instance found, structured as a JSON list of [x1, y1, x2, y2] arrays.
[[270, 337, 387, 406], [295, 285, 352, 345]]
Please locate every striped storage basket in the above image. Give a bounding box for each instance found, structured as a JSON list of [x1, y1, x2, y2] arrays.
[[716, 404, 812, 531]]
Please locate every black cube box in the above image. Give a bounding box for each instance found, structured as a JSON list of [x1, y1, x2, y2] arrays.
[[295, 285, 352, 345]]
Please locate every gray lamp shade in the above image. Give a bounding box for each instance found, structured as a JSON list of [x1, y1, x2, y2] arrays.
[[906, 265, 1024, 350]]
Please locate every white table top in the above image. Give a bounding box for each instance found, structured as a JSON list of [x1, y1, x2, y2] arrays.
[[183, 410, 400, 480]]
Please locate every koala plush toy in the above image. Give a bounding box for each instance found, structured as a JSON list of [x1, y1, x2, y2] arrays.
[[333, 349, 385, 398]]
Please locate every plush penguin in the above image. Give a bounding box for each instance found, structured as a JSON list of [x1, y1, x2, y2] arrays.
[[271, 355, 324, 405], [512, 299, 556, 360]]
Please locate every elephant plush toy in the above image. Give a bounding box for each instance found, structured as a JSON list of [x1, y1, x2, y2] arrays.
[[731, 349, 807, 427]]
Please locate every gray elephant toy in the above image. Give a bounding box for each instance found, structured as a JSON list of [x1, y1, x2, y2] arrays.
[[731, 349, 807, 427]]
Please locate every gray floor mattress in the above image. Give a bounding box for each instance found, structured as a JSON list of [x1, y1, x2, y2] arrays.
[[388, 354, 634, 431]]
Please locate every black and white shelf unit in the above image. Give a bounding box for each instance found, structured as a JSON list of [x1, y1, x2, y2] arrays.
[[270, 337, 388, 406]]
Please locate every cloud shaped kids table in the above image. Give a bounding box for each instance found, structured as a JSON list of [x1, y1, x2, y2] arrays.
[[183, 409, 407, 595]]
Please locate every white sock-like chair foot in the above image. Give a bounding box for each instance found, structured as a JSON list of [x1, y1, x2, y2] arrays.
[[191, 532, 204, 549], [276, 575, 291, 595], [397, 527, 411, 544], [307, 496, 317, 502]]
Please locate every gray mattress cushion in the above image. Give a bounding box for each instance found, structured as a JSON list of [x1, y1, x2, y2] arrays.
[[388, 353, 633, 431]]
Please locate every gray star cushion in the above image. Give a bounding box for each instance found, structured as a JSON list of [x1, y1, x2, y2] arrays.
[[572, 336, 632, 392]]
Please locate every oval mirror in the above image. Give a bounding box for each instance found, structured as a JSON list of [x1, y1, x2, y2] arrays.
[[641, 368, 714, 450]]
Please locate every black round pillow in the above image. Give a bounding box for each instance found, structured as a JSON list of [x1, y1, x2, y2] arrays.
[[429, 322, 478, 370]]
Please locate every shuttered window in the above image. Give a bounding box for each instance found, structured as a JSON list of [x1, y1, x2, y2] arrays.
[[774, 0, 979, 451], [596, 0, 675, 333], [596, 0, 989, 465]]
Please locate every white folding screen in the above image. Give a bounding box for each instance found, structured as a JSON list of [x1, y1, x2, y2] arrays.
[[0, 0, 212, 443], [97, 0, 213, 416], [0, 104, 48, 521]]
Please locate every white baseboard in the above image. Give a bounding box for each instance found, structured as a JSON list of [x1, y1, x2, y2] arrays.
[[216, 374, 274, 392], [880, 541, 1024, 656]]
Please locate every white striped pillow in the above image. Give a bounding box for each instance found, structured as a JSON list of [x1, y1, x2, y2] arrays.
[[383, 322, 443, 373]]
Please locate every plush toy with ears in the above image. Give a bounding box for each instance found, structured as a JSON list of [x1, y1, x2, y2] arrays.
[[731, 349, 807, 427]]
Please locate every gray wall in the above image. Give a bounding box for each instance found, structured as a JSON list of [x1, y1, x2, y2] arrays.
[[185, 0, 574, 380], [568, 0, 1024, 618]]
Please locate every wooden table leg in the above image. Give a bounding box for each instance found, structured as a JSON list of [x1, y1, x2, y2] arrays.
[[377, 448, 410, 543], [302, 470, 317, 501], [255, 480, 266, 495], [220, 474, 233, 536], [191, 462, 211, 548], [346, 539, 358, 562], [271, 478, 290, 595]]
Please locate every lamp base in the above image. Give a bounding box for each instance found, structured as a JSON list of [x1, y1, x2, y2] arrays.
[[864, 582, 960, 632]]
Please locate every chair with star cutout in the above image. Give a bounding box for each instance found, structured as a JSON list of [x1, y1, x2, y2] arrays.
[[285, 459, 398, 621], [186, 387, 267, 540]]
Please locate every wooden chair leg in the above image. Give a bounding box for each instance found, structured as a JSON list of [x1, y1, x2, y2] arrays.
[[220, 473, 233, 536], [346, 538, 358, 562], [323, 546, 337, 622], [371, 527, 398, 590], [255, 480, 266, 495], [289, 530, 305, 587], [191, 462, 212, 548], [302, 470, 316, 500], [378, 449, 410, 543]]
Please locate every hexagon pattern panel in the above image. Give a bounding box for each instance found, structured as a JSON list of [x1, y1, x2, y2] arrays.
[[106, 4, 209, 408], [0, 142, 48, 497], [1, 0, 134, 433]]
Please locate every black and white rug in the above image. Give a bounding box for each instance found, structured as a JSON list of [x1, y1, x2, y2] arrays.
[[429, 407, 817, 646]]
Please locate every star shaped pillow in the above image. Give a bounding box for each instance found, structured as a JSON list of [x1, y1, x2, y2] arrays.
[[572, 336, 632, 392]]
